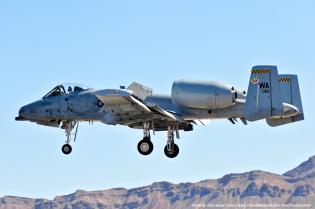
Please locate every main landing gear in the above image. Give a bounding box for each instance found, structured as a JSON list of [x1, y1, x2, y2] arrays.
[[164, 126, 179, 158], [137, 122, 154, 155], [61, 121, 79, 155], [137, 123, 180, 158]]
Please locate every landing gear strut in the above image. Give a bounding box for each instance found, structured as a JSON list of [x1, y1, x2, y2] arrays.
[[137, 122, 154, 155], [164, 125, 179, 158], [61, 121, 79, 155]]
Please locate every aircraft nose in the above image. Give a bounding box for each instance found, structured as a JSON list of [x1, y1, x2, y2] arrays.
[[17, 103, 34, 120], [19, 105, 27, 116], [19, 105, 30, 117]]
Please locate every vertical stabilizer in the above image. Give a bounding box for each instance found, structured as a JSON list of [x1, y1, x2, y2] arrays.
[[266, 74, 304, 126], [244, 65, 283, 121]]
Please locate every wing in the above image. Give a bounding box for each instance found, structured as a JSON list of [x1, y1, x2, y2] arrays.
[[94, 89, 192, 131]]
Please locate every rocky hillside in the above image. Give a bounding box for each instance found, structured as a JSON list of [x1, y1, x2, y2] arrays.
[[284, 156, 315, 179], [1, 156, 315, 209]]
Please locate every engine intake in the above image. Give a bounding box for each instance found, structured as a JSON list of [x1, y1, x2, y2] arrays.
[[171, 80, 236, 109]]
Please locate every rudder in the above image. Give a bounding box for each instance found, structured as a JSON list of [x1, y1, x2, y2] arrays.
[[266, 74, 304, 126]]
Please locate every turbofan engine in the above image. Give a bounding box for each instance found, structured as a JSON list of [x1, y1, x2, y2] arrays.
[[171, 80, 237, 109]]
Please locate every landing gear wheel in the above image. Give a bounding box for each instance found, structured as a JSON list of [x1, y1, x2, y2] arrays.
[[137, 138, 154, 156], [164, 144, 179, 158], [62, 144, 72, 155]]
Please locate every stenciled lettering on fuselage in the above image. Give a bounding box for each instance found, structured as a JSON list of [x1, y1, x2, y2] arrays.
[[259, 82, 270, 93]]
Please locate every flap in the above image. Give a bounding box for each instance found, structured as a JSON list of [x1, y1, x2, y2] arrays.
[[127, 82, 152, 100]]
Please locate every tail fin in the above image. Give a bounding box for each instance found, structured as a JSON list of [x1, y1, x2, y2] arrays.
[[244, 65, 283, 121], [266, 74, 304, 126]]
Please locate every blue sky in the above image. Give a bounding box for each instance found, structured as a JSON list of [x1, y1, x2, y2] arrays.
[[0, 0, 314, 199]]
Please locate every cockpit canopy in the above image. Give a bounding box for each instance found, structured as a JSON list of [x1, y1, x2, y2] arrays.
[[43, 83, 89, 98]]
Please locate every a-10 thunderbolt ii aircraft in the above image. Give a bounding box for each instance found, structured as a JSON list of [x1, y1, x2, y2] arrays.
[[16, 65, 304, 158]]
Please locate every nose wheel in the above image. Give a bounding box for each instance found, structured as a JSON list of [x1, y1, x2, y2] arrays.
[[62, 144, 72, 155]]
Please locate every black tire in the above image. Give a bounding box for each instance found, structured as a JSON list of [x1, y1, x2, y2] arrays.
[[164, 144, 179, 158], [137, 139, 153, 155], [62, 144, 72, 155]]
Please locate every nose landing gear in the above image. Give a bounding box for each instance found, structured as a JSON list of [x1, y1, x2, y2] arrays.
[[61, 121, 79, 155]]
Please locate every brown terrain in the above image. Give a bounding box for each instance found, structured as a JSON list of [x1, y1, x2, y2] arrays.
[[1, 156, 315, 209]]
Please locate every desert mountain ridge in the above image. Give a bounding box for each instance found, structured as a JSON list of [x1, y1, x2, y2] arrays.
[[1, 156, 315, 209]]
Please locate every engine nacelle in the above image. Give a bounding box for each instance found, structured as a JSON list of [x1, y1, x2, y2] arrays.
[[171, 80, 236, 109]]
